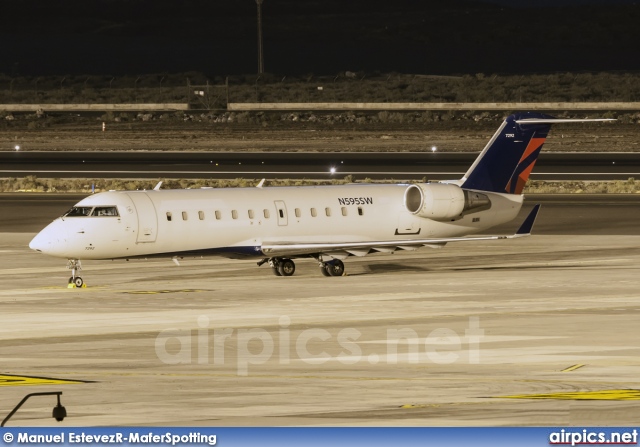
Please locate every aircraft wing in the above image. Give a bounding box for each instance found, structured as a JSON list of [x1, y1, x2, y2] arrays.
[[262, 205, 541, 259]]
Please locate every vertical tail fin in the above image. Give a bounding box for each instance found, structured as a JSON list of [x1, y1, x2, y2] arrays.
[[460, 112, 615, 194], [460, 112, 553, 194]]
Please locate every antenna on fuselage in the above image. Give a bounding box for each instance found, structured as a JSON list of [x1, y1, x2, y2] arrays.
[[256, 179, 266, 188], [153, 181, 163, 191]]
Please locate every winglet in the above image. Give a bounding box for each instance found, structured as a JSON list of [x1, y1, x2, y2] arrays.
[[153, 181, 163, 191], [256, 179, 266, 188], [515, 204, 541, 236]]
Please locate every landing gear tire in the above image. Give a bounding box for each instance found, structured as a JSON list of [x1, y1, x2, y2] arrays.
[[268, 258, 295, 277], [66, 259, 84, 287], [277, 259, 296, 277], [325, 260, 345, 277], [320, 265, 331, 276], [68, 276, 84, 287]]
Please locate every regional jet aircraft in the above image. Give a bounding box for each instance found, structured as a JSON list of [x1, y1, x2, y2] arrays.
[[29, 112, 612, 286]]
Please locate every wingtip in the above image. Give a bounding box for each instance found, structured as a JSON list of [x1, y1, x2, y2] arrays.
[[515, 204, 541, 236]]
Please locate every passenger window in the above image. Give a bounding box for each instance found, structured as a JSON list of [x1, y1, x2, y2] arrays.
[[295, 208, 301, 218], [232, 210, 238, 219], [215, 210, 221, 220], [166, 212, 172, 222], [92, 206, 119, 217], [198, 211, 205, 220], [311, 208, 317, 217], [248, 210, 255, 219], [64, 207, 93, 217], [358, 207, 364, 216], [325, 207, 331, 217], [341, 207, 348, 216], [263, 209, 270, 218], [182, 212, 188, 221]]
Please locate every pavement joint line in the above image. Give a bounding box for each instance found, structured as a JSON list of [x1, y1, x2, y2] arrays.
[[122, 289, 211, 294], [400, 402, 495, 409], [29, 371, 640, 386]]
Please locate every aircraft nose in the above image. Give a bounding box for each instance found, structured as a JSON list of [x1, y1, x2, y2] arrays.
[[29, 226, 61, 254], [30, 219, 84, 258], [29, 230, 49, 252]]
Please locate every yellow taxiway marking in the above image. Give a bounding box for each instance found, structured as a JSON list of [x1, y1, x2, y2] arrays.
[[0, 374, 88, 387], [500, 389, 640, 400], [561, 364, 585, 372]]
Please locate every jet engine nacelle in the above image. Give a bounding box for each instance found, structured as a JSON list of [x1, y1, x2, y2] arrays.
[[404, 183, 491, 221]]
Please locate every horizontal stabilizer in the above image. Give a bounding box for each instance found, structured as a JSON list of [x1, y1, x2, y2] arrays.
[[515, 204, 541, 236], [515, 118, 616, 124]]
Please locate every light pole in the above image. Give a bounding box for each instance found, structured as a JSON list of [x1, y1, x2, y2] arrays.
[[256, 0, 264, 74]]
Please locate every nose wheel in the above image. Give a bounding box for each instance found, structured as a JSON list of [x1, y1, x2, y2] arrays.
[[66, 259, 86, 288], [68, 276, 84, 288]]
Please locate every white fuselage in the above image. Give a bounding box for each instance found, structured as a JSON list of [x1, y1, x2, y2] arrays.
[[30, 183, 523, 261]]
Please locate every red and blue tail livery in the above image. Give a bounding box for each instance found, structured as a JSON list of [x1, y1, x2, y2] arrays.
[[461, 112, 612, 194]]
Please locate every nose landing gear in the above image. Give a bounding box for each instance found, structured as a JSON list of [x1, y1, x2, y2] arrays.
[[66, 259, 86, 288]]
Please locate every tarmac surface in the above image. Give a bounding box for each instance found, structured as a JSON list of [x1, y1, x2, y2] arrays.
[[1, 194, 639, 426]]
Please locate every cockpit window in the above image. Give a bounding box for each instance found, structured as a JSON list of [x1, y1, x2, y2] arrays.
[[91, 206, 119, 217], [64, 206, 93, 217], [63, 206, 120, 217]]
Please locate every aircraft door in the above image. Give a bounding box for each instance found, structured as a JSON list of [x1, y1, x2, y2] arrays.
[[274, 200, 288, 226], [126, 192, 158, 243]]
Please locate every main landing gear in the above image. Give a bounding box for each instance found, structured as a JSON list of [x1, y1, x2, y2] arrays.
[[67, 259, 85, 288], [271, 258, 296, 277], [320, 259, 345, 277], [257, 257, 345, 277]]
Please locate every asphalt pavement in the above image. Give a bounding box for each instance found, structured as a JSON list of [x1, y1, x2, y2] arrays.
[[2, 151, 640, 180]]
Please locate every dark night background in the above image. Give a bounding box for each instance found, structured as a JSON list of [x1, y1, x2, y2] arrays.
[[1, 0, 639, 77]]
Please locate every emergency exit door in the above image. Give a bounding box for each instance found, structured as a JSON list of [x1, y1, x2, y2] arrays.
[[274, 200, 288, 226]]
